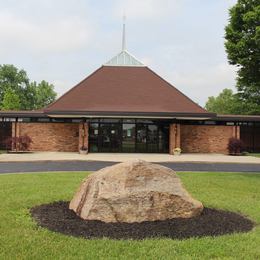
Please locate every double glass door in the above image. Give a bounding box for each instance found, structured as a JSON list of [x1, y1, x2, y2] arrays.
[[89, 121, 169, 153], [122, 124, 135, 152], [99, 123, 121, 152]]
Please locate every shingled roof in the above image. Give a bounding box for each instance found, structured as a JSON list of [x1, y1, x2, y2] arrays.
[[45, 65, 214, 118]]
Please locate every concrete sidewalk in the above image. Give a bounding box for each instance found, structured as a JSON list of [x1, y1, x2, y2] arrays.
[[0, 152, 259, 164]]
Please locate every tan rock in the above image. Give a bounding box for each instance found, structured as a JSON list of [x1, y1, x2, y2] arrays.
[[69, 159, 203, 223]]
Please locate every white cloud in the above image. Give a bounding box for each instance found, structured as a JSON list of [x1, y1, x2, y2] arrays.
[[114, 0, 181, 20], [51, 79, 72, 98], [0, 10, 92, 53]]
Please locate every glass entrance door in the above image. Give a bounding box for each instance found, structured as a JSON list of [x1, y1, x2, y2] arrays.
[[136, 124, 147, 153], [99, 124, 110, 152], [89, 120, 169, 153], [147, 124, 158, 153], [99, 123, 121, 152], [110, 124, 121, 152], [122, 124, 135, 152]]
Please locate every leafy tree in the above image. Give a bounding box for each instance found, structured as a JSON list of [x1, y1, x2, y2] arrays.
[[35, 80, 57, 109], [2, 88, 21, 110], [205, 88, 243, 114], [21, 81, 37, 110], [0, 64, 29, 108], [225, 0, 260, 115], [0, 64, 57, 110]]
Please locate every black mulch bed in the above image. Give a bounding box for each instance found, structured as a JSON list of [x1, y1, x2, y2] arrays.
[[30, 201, 254, 240]]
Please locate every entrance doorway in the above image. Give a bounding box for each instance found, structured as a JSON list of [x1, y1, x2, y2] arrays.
[[89, 119, 169, 153], [99, 123, 121, 152]]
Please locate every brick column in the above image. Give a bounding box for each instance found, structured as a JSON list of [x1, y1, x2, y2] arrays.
[[169, 123, 181, 154], [78, 122, 89, 152], [232, 125, 240, 139], [11, 121, 21, 151]]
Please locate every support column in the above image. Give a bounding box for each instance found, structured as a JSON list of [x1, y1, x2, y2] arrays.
[[11, 120, 21, 151], [169, 123, 181, 154], [232, 125, 240, 139], [78, 122, 89, 153]]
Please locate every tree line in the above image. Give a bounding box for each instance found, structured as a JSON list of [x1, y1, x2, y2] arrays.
[[206, 0, 260, 115], [0, 64, 57, 111]]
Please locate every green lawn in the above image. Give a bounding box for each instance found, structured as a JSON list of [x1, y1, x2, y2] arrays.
[[0, 171, 260, 259], [250, 153, 260, 158]]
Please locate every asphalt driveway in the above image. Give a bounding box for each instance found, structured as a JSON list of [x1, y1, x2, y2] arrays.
[[0, 161, 259, 174]]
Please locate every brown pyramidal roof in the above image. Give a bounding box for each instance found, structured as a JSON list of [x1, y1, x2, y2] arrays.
[[45, 65, 212, 117]]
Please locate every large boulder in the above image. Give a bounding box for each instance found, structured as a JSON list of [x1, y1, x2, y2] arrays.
[[69, 160, 203, 223]]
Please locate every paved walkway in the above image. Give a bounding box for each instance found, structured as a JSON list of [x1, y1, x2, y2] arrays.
[[0, 152, 260, 164], [0, 161, 259, 174]]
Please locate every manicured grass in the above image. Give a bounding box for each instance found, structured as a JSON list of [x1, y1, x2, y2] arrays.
[[0, 171, 260, 259], [250, 153, 260, 158]]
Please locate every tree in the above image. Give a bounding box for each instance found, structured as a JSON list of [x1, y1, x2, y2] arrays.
[[2, 88, 21, 110], [35, 80, 57, 109], [0, 64, 57, 110], [205, 88, 243, 114], [0, 64, 29, 108], [21, 81, 37, 110], [225, 0, 260, 115]]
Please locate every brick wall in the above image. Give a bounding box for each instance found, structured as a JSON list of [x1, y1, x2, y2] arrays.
[[15, 123, 80, 152], [180, 125, 239, 154]]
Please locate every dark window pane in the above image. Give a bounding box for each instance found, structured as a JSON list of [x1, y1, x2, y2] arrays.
[[136, 124, 147, 152], [99, 119, 121, 123], [122, 124, 135, 152], [158, 125, 169, 153], [147, 125, 158, 152], [89, 123, 99, 152], [110, 124, 121, 152]]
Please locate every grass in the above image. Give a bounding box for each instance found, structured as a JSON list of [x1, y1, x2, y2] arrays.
[[0, 171, 260, 259], [249, 153, 260, 158]]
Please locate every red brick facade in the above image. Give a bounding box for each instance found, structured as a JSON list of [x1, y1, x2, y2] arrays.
[[13, 123, 80, 152], [180, 125, 240, 154], [11, 122, 240, 154]]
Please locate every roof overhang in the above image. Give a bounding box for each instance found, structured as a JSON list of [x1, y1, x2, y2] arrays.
[[214, 115, 260, 122], [1, 110, 259, 122], [0, 111, 46, 118], [45, 110, 216, 119]]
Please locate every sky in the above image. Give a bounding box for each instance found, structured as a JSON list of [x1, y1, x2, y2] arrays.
[[0, 0, 238, 107]]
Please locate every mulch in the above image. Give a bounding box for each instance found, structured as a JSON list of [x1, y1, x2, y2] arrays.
[[30, 201, 254, 240]]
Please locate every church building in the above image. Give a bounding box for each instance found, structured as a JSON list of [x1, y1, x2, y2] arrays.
[[0, 23, 259, 154]]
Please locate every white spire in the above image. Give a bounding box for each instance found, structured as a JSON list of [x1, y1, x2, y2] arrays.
[[122, 15, 126, 51], [103, 16, 144, 67]]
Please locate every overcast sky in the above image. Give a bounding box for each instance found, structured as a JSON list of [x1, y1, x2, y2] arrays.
[[0, 0, 238, 106]]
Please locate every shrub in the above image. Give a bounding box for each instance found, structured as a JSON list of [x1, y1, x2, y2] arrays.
[[5, 135, 33, 151], [228, 138, 244, 155]]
